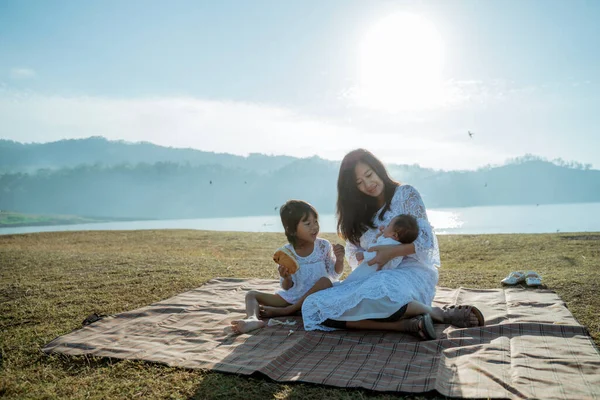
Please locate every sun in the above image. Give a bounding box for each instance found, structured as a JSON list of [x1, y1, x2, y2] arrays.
[[355, 12, 446, 112]]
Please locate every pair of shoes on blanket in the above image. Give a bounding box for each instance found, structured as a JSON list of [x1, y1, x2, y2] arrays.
[[501, 271, 542, 286]]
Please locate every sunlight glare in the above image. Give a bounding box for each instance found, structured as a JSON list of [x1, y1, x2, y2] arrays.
[[355, 12, 446, 112]]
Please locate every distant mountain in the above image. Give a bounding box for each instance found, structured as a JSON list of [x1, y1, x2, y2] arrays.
[[0, 137, 296, 174], [0, 137, 598, 219], [417, 160, 600, 207]]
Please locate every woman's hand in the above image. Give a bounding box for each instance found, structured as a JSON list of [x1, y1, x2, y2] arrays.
[[366, 245, 396, 270], [367, 246, 396, 271], [366, 243, 415, 270]]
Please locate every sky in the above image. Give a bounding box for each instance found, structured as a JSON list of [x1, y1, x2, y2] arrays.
[[1, 0, 599, 170]]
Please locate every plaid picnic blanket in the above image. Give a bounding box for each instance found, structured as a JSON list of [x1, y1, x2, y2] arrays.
[[43, 278, 600, 399]]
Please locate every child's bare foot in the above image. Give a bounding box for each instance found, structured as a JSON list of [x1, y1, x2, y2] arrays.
[[260, 305, 294, 318], [230, 318, 266, 334]]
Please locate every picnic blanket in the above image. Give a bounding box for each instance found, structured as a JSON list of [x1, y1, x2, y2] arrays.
[[43, 278, 600, 399]]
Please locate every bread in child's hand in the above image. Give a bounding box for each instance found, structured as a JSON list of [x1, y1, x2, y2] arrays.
[[273, 247, 299, 274]]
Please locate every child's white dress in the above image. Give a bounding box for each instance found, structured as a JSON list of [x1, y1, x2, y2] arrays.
[[338, 236, 402, 285], [275, 238, 341, 304]]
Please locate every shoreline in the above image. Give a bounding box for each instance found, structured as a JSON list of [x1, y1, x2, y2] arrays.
[[2, 202, 600, 235], [1, 226, 599, 236], [0, 220, 108, 228], [0, 212, 156, 228], [0, 219, 149, 228]]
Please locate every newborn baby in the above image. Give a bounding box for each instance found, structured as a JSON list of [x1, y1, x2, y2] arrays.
[[341, 214, 419, 285]]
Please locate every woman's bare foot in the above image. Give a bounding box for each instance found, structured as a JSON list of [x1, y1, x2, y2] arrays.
[[230, 318, 266, 334], [260, 305, 294, 318]]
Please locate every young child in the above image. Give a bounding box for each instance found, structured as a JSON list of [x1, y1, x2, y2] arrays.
[[230, 200, 345, 334], [341, 214, 419, 285]]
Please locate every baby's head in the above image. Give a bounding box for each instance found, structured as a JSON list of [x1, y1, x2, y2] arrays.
[[383, 214, 419, 243], [280, 200, 319, 247]]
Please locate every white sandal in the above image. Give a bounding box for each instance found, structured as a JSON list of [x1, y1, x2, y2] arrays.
[[501, 271, 526, 285], [524, 271, 542, 286]]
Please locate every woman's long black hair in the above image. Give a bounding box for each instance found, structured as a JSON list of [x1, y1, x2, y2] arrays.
[[336, 149, 399, 244]]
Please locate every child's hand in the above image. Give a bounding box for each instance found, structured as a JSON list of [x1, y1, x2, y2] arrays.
[[278, 264, 291, 278], [356, 251, 364, 262], [333, 244, 345, 260]]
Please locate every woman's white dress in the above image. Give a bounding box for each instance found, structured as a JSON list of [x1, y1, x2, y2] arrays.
[[276, 238, 341, 304], [302, 185, 441, 331]]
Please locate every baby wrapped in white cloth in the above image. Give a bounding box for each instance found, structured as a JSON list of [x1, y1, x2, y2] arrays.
[[340, 214, 419, 285]]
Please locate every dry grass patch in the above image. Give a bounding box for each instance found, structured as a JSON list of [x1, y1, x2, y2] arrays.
[[1, 230, 599, 399]]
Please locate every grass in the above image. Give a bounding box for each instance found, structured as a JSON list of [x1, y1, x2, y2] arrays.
[[1, 230, 599, 399]]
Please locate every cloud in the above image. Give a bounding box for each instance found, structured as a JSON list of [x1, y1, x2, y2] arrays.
[[342, 78, 545, 114], [9, 68, 37, 80], [0, 89, 575, 170]]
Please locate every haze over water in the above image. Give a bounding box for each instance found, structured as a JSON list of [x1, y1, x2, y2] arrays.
[[2, 203, 599, 236]]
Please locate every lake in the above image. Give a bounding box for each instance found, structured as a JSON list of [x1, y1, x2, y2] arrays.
[[1, 202, 599, 236]]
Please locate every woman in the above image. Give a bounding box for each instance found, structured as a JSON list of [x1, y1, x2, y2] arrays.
[[301, 149, 484, 339]]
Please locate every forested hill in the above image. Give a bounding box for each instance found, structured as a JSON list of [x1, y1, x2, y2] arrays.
[[0, 137, 296, 174], [0, 137, 598, 219]]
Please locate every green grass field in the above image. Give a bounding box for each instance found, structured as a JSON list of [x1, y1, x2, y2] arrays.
[[1, 230, 599, 399]]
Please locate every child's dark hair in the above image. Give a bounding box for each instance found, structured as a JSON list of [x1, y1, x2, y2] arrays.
[[391, 214, 419, 243], [280, 200, 318, 246]]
